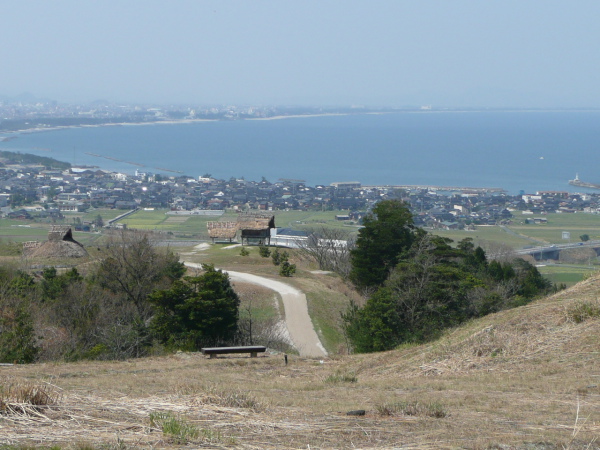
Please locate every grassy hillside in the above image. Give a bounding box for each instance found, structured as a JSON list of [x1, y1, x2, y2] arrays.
[[2, 272, 599, 448]]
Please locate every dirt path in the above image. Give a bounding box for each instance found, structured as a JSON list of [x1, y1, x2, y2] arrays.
[[184, 262, 327, 358]]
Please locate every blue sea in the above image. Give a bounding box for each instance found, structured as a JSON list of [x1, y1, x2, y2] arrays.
[[1, 111, 600, 194]]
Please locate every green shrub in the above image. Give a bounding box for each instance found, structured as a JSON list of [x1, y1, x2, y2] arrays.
[[83, 344, 109, 360], [279, 261, 296, 277], [566, 300, 600, 323], [271, 249, 288, 266], [258, 246, 271, 257], [239, 247, 250, 256], [149, 411, 199, 444]]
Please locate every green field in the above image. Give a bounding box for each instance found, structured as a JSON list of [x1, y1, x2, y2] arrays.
[[0, 220, 50, 242], [536, 264, 597, 287], [118, 210, 232, 239], [432, 226, 534, 249], [80, 208, 127, 222], [0, 217, 105, 248], [57, 208, 127, 223], [508, 212, 600, 244], [115, 209, 360, 240], [430, 213, 600, 250], [4, 208, 600, 278]]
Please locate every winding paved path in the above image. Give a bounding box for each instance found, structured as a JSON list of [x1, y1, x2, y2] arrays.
[[183, 262, 327, 358]]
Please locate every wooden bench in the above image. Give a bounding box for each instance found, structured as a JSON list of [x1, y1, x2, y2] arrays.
[[201, 346, 267, 358]]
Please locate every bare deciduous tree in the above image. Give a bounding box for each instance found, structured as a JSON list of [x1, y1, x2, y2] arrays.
[[235, 289, 293, 352], [297, 226, 355, 278], [94, 230, 184, 320]]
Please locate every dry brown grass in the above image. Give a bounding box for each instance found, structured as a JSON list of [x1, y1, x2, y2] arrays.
[[0, 379, 61, 426], [1, 275, 600, 448]]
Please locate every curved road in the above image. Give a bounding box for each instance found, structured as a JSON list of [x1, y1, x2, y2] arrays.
[[184, 262, 327, 358]]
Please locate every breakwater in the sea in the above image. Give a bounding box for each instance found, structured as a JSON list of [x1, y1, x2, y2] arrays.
[[84, 152, 184, 174]]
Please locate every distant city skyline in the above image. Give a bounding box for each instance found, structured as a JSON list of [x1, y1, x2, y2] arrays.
[[2, 1, 600, 108]]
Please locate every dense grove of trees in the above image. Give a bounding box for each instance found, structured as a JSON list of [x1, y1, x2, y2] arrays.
[[343, 200, 561, 353], [149, 265, 240, 350], [0, 231, 241, 363], [349, 200, 424, 289]]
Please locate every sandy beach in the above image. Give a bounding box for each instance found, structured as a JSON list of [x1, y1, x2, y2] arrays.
[[0, 117, 219, 136], [0, 111, 386, 137]]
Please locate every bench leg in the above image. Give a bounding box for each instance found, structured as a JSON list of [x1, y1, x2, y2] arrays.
[[251, 352, 257, 358]]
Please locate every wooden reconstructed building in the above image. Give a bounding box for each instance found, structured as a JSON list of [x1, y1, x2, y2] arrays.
[[207, 221, 238, 243], [237, 213, 275, 246], [206, 213, 275, 245]]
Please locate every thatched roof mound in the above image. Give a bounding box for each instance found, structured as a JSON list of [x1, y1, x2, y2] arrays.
[[28, 240, 88, 258], [23, 226, 88, 258], [207, 221, 238, 239]]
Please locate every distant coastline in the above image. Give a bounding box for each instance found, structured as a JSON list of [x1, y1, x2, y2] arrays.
[[5, 108, 600, 137], [0, 118, 217, 137], [0, 108, 600, 137], [3, 110, 600, 195], [0, 111, 366, 136]]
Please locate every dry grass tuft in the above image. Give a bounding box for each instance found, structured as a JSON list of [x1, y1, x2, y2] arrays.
[[565, 299, 600, 323], [200, 386, 263, 411], [148, 410, 201, 444], [324, 369, 358, 383], [0, 380, 60, 416], [376, 399, 449, 418], [172, 380, 264, 411]]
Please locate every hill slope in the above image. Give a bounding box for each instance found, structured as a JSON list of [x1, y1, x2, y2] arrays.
[[1, 275, 599, 449]]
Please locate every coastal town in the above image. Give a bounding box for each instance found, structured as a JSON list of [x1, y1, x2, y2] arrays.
[[4, 97, 599, 232], [2, 150, 600, 232], [0, 95, 385, 133]]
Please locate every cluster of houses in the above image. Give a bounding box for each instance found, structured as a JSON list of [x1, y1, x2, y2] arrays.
[[408, 189, 600, 230], [0, 163, 373, 216], [3, 156, 600, 230]]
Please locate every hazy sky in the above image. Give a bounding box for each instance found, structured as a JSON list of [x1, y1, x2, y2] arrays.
[[1, 1, 599, 107]]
